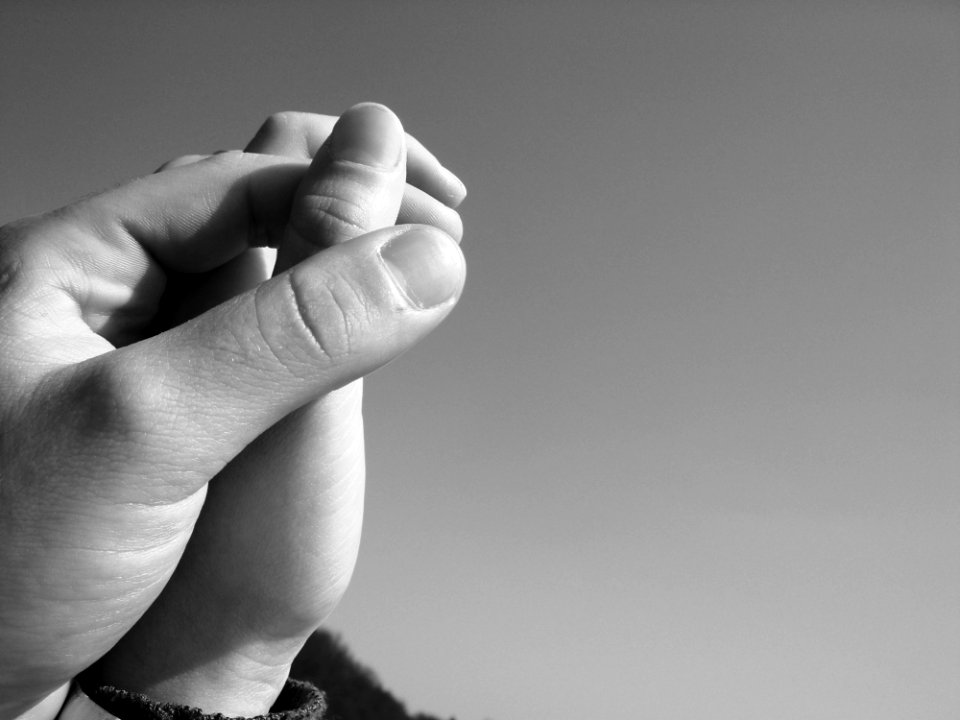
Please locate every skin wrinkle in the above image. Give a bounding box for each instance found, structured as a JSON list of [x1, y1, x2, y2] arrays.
[[296, 188, 371, 246], [252, 275, 324, 380], [283, 269, 352, 367], [324, 270, 375, 357], [305, 282, 353, 364], [68, 201, 151, 280], [38, 215, 162, 347]]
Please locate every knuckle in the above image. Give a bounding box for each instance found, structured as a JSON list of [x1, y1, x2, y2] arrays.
[[0, 218, 36, 251], [294, 190, 370, 246], [286, 266, 371, 366], [154, 154, 202, 172], [0, 218, 71, 295], [70, 361, 168, 439], [0, 220, 17, 247], [204, 148, 245, 170], [0, 226, 25, 293], [259, 111, 305, 140], [260, 111, 292, 135]]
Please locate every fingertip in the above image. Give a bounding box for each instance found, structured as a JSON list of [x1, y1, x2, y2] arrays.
[[378, 225, 465, 310], [405, 133, 467, 208], [440, 167, 468, 208], [447, 210, 464, 244], [330, 103, 405, 170]]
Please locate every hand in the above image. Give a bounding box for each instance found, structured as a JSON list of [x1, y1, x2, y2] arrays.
[[91, 104, 466, 714], [0, 104, 466, 719]]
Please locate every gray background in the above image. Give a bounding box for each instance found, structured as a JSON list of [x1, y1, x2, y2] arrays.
[[2, 2, 958, 718]]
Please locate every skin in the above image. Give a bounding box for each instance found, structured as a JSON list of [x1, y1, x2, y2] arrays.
[[0, 104, 466, 719]]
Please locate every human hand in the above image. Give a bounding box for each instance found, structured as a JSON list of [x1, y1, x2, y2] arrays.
[[0, 104, 465, 719], [89, 103, 466, 714]]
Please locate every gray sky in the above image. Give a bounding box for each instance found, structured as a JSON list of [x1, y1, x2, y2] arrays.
[[2, 2, 958, 718]]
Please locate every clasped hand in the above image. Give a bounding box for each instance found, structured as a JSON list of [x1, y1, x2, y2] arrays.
[[0, 104, 466, 719]]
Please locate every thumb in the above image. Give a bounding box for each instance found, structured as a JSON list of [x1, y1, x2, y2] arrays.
[[57, 223, 464, 502]]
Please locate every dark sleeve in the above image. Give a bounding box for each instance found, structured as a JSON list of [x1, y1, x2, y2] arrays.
[[290, 631, 454, 720], [77, 630, 452, 720], [76, 676, 326, 720]]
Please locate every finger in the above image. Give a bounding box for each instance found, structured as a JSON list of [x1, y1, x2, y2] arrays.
[[49, 224, 464, 504], [397, 184, 464, 242], [0, 155, 307, 362], [405, 132, 467, 208], [149, 106, 463, 324], [74, 152, 305, 272], [245, 109, 466, 208], [25, 152, 297, 285], [151, 155, 277, 325], [276, 103, 407, 272]]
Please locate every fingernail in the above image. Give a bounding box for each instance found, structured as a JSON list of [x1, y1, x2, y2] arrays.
[[441, 167, 468, 207], [379, 227, 464, 309], [331, 103, 404, 169]]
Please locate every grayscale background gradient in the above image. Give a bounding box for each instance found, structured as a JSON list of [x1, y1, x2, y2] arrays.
[[2, 2, 958, 718]]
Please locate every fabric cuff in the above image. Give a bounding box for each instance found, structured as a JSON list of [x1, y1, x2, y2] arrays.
[[60, 678, 326, 720]]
